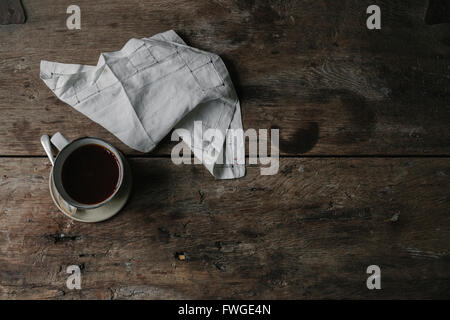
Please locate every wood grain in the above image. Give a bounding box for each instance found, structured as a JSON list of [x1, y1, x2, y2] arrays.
[[1, 0, 449, 301], [1, 158, 449, 299], [0, 0, 449, 156]]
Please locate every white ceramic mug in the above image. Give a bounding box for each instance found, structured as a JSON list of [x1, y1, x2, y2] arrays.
[[50, 133, 125, 210]]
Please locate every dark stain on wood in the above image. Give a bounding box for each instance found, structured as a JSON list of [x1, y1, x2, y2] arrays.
[[157, 227, 170, 243], [0, 0, 25, 25], [338, 90, 376, 144], [426, 0, 450, 24], [272, 122, 319, 154]]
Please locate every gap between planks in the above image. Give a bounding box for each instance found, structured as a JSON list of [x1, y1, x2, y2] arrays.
[[0, 155, 449, 159]]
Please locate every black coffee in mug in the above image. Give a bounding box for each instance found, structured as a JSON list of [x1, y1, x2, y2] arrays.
[[61, 144, 120, 205]]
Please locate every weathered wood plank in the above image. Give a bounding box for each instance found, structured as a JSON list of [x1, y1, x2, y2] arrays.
[[1, 158, 449, 299], [0, 0, 449, 155]]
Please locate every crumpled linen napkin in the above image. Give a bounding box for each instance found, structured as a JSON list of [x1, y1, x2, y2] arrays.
[[40, 30, 245, 179]]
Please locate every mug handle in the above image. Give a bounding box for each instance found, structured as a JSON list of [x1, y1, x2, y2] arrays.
[[48, 132, 77, 216], [50, 132, 70, 152]]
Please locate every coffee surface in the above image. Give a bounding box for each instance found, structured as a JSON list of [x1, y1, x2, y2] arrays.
[[61, 144, 120, 205]]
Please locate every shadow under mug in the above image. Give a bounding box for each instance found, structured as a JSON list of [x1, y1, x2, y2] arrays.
[[50, 133, 125, 210]]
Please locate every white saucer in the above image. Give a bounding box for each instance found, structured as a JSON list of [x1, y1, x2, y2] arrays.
[[49, 156, 132, 223]]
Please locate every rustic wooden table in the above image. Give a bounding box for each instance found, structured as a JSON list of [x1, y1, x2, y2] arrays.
[[1, 0, 449, 299]]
